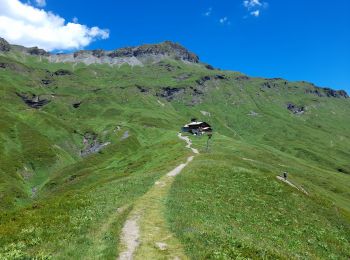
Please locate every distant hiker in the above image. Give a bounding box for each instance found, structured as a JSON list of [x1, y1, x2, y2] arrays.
[[206, 133, 213, 152], [283, 171, 288, 180]]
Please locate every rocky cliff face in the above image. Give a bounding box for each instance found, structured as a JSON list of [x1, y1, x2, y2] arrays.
[[0, 38, 11, 52], [0, 38, 198, 66], [48, 41, 199, 66]]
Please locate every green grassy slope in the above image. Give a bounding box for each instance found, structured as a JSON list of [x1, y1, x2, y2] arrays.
[[0, 50, 349, 258], [167, 134, 350, 259]]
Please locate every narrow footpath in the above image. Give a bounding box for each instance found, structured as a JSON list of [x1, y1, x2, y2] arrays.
[[118, 133, 198, 260]]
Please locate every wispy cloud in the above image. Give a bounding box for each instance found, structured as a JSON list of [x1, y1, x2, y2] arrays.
[[250, 10, 260, 17], [243, 0, 262, 9], [34, 0, 46, 7], [219, 16, 231, 25], [243, 0, 268, 17], [219, 17, 227, 23], [204, 7, 212, 17]]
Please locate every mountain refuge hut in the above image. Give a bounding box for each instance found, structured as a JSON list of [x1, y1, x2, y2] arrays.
[[181, 119, 212, 135]]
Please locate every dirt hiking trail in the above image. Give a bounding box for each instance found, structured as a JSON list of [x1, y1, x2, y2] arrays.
[[118, 133, 197, 260], [276, 176, 309, 195]]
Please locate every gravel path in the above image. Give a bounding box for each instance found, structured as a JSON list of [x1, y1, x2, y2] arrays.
[[117, 133, 197, 260]]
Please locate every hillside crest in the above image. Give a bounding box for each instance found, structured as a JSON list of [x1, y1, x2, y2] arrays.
[[0, 37, 348, 98], [0, 37, 199, 65]]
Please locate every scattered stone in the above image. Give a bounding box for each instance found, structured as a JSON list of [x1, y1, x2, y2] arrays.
[[121, 131, 129, 140], [173, 73, 192, 81], [157, 62, 180, 71], [247, 111, 259, 116], [156, 87, 184, 101], [16, 93, 51, 109], [196, 76, 211, 85], [196, 74, 227, 85], [214, 74, 227, 80], [136, 85, 149, 93], [286, 103, 305, 115], [155, 242, 168, 251], [234, 75, 249, 81], [80, 132, 110, 157], [31, 187, 38, 198], [72, 102, 82, 108], [157, 100, 165, 106], [200, 111, 211, 116], [204, 64, 215, 70], [116, 206, 127, 214], [190, 86, 204, 95], [54, 69, 73, 76], [261, 80, 281, 89], [0, 63, 11, 69], [155, 181, 166, 187], [92, 88, 102, 93], [186, 96, 202, 106], [41, 78, 53, 85]]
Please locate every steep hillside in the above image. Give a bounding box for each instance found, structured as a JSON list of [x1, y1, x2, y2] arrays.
[[0, 37, 349, 259]]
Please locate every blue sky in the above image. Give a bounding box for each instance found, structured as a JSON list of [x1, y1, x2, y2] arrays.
[[2, 0, 350, 91]]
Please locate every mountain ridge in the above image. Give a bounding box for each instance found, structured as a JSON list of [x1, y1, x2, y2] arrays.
[[0, 37, 348, 98], [0, 37, 199, 64]]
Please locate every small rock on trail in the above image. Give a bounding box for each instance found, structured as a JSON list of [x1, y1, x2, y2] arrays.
[[121, 131, 129, 140], [155, 242, 168, 251]]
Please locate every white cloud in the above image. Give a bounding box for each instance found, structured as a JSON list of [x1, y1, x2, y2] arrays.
[[250, 10, 260, 17], [243, 0, 267, 17], [243, 0, 262, 9], [0, 0, 109, 51], [219, 17, 227, 24], [219, 16, 231, 25], [35, 0, 46, 7], [204, 7, 212, 16]]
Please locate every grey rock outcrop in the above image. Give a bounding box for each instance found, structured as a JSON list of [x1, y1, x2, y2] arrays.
[[16, 93, 51, 109], [80, 132, 110, 157], [48, 41, 199, 66], [27, 47, 49, 56], [156, 87, 184, 101], [0, 38, 11, 52], [306, 86, 348, 98], [286, 103, 305, 115]]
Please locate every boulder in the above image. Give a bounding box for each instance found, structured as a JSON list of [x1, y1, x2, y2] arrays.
[[286, 103, 305, 115], [54, 69, 73, 76]]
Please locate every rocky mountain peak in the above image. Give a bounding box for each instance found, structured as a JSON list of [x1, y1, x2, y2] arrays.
[[48, 41, 200, 66], [0, 38, 199, 65], [0, 37, 11, 52], [71, 41, 199, 63], [106, 41, 199, 63]]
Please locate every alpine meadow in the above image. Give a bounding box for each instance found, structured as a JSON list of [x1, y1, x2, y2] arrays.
[[0, 34, 349, 259]]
